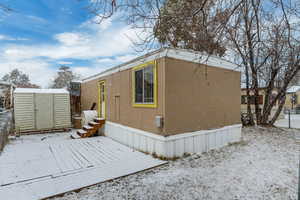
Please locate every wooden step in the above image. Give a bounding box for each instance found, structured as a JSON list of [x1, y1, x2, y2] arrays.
[[71, 119, 106, 139], [88, 121, 100, 126], [83, 125, 93, 131], [77, 129, 87, 136], [70, 131, 81, 139], [94, 117, 105, 122]]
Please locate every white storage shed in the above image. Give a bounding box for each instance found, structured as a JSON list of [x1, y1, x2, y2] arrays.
[[14, 88, 71, 133]]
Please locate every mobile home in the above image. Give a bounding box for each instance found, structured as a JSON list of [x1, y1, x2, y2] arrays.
[[240, 87, 280, 116], [285, 86, 300, 110], [81, 48, 242, 158]]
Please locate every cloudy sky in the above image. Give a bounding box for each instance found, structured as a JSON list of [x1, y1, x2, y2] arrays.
[[0, 0, 141, 88]]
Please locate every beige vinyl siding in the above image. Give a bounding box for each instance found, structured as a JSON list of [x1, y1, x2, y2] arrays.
[[54, 94, 71, 128], [81, 58, 166, 135], [35, 94, 54, 130], [164, 57, 241, 135], [14, 93, 35, 131]]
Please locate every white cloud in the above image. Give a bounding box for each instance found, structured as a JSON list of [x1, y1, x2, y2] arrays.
[[94, 54, 137, 66], [72, 66, 106, 79], [80, 15, 113, 31], [2, 22, 137, 61], [57, 61, 73, 65], [95, 58, 114, 63], [117, 54, 137, 63], [0, 15, 143, 87], [0, 34, 28, 41], [0, 59, 55, 88], [54, 32, 90, 46], [26, 15, 47, 23], [0, 35, 12, 40]]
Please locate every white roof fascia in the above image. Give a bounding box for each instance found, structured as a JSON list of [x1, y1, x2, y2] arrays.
[[82, 48, 239, 83], [165, 48, 239, 72], [82, 49, 167, 83]]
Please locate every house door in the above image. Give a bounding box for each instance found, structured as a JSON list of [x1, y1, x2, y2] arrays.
[[35, 94, 53, 130], [98, 81, 106, 118]]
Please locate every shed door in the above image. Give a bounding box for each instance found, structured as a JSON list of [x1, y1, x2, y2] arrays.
[[35, 94, 53, 130]]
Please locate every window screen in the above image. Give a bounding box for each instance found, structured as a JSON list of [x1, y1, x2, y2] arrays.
[[135, 69, 143, 103], [134, 65, 154, 104]]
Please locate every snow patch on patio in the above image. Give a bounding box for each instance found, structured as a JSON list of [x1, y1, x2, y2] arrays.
[[0, 131, 166, 200], [7, 131, 72, 145], [52, 127, 299, 200]]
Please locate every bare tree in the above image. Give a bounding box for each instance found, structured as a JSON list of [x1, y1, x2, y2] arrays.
[[153, 0, 230, 56], [226, 0, 300, 125], [1, 69, 40, 88], [50, 66, 80, 90], [289, 71, 300, 86], [86, 0, 240, 54], [86, 0, 300, 126]]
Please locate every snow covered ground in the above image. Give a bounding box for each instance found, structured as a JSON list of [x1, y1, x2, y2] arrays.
[[51, 127, 299, 200], [0, 131, 165, 200], [275, 114, 300, 129]]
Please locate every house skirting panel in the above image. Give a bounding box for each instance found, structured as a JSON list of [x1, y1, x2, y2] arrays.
[[104, 121, 242, 158]]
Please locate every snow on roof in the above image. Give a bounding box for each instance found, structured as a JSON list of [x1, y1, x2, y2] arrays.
[[287, 86, 300, 93], [14, 88, 69, 94], [72, 80, 82, 83], [82, 48, 239, 83]]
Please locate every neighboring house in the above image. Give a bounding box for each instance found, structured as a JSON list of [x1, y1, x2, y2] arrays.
[[80, 48, 242, 158], [285, 86, 300, 109], [0, 81, 14, 110], [240, 88, 279, 114], [240, 87, 284, 120]]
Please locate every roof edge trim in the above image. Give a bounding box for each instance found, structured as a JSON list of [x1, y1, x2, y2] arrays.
[[82, 48, 240, 83]]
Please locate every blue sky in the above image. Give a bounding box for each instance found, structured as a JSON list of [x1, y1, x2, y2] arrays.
[[0, 0, 140, 87]]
